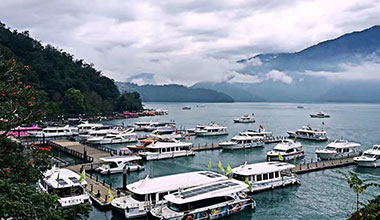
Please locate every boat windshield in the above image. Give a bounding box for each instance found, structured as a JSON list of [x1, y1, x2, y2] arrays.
[[232, 173, 247, 182], [131, 192, 146, 202], [325, 147, 336, 151], [363, 153, 375, 157], [53, 186, 84, 198]]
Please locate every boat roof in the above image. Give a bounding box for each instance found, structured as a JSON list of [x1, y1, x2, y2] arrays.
[[77, 123, 103, 128], [297, 126, 325, 133], [203, 125, 227, 129], [164, 179, 246, 204], [43, 167, 87, 188], [146, 141, 192, 149], [273, 140, 300, 150], [232, 162, 296, 176], [364, 145, 380, 155], [127, 171, 227, 194], [327, 140, 361, 148], [231, 135, 263, 141], [100, 155, 142, 162], [245, 130, 272, 135]]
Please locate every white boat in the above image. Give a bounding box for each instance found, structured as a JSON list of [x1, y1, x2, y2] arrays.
[[310, 111, 330, 118], [145, 122, 176, 132], [194, 123, 228, 136], [187, 125, 206, 133], [95, 155, 144, 174], [29, 125, 78, 138], [233, 115, 255, 123], [232, 162, 300, 193], [219, 135, 264, 150], [354, 145, 380, 167], [148, 179, 255, 220], [316, 140, 361, 160], [111, 171, 228, 219], [266, 139, 304, 161], [239, 130, 273, 138], [287, 125, 328, 141], [134, 121, 153, 131], [77, 122, 103, 134], [138, 139, 195, 160], [37, 167, 91, 207], [79, 125, 122, 140], [83, 129, 122, 142], [152, 125, 177, 135], [86, 131, 137, 145], [182, 106, 191, 110]]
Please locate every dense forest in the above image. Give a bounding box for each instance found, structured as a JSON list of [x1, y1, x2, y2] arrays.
[[117, 82, 234, 103], [0, 22, 142, 116]]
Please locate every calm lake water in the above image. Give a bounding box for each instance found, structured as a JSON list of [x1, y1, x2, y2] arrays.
[[85, 102, 380, 220]]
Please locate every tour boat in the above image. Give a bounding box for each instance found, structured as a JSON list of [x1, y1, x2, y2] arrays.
[[134, 121, 153, 131], [7, 124, 42, 137], [152, 125, 177, 135], [287, 125, 328, 141], [95, 155, 144, 174], [111, 171, 228, 219], [266, 139, 304, 161], [232, 162, 300, 193], [77, 122, 103, 134], [233, 115, 255, 123], [310, 111, 330, 118], [86, 131, 137, 145], [194, 123, 228, 136], [148, 179, 255, 220], [145, 122, 176, 132], [354, 145, 380, 167], [29, 125, 78, 138], [137, 139, 195, 160], [219, 135, 264, 150], [187, 125, 206, 133], [182, 106, 191, 110], [37, 167, 91, 208], [315, 140, 361, 160], [239, 130, 273, 138]]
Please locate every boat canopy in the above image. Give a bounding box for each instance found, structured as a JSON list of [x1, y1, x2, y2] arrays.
[[232, 162, 296, 176]]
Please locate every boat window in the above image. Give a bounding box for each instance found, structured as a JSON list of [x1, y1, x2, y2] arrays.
[[326, 147, 335, 151], [285, 149, 294, 153], [168, 197, 233, 212], [232, 173, 246, 182], [171, 147, 175, 152], [158, 192, 167, 201], [110, 162, 118, 168], [176, 147, 179, 151], [150, 193, 156, 202], [131, 193, 146, 202], [269, 172, 274, 179], [257, 175, 262, 181], [263, 173, 268, 180], [275, 172, 279, 178], [162, 148, 166, 153]]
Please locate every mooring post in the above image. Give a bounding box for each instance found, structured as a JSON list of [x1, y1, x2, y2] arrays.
[[123, 165, 128, 190]]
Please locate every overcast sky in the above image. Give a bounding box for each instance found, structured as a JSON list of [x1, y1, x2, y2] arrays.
[[1, 0, 380, 85]]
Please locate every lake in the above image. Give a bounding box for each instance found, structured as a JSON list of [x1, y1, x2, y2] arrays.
[[86, 102, 380, 220]]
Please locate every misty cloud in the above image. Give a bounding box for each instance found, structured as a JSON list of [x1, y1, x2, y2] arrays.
[[266, 70, 293, 84]]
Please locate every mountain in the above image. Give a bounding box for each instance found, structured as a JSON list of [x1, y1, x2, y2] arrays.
[[0, 22, 142, 115], [116, 82, 234, 103], [196, 25, 380, 102]]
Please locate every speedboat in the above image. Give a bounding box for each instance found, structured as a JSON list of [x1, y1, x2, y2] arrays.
[[287, 125, 328, 141], [354, 145, 380, 167], [77, 121, 103, 134], [232, 161, 300, 193], [145, 121, 176, 132], [219, 135, 264, 150], [95, 155, 144, 174], [37, 167, 91, 207], [151, 125, 177, 135], [29, 125, 78, 138], [148, 179, 255, 220], [266, 139, 304, 161], [316, 140, 361, 160], [233, 115, 255, 123], [310, 111, 330, 118], [87, 131, 137, 145], [111, 171, 227, 219], [194, 123, 228, 136], [136, 139, 195, 160]]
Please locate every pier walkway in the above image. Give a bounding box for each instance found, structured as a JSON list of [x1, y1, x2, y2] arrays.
[[292, 157, 355, 174]]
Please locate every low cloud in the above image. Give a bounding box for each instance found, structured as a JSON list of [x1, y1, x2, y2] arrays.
[[304, 61, 380, 81], [266, 70, 293, 84]]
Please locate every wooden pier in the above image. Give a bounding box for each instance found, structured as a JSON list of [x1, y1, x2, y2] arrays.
[[192, 143, 222, 151], [292, 157, 355, 174]]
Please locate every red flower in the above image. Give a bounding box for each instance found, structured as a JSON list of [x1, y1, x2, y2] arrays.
[[2, 119, 6, 122], [17, 82, 22, 85], [28, 102, 33, 106], [1, 93, 5, 96], [26, 85, 31, 89], [5, 169, 10, 173], [12, 92, 16, 95], [30, 160, 34, 166], [31, 97, 36, 100]]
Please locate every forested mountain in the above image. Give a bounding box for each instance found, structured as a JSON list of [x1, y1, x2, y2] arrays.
[[116, 82, 234, 103], [0, 22, 142, 115]]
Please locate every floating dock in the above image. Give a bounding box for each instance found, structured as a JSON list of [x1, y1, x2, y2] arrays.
[[292, 157, 355, 174]]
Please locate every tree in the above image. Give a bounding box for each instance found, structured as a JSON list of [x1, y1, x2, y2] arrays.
[[117, 92, 143, 112], [63, 88, 85, 115], [0, 58, 91, 219], [350, 195, 380, 220], [338, 171, 380, 212]]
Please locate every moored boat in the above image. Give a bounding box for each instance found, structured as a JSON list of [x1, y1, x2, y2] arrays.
[[136, 139, 195, 160], [266, 139, 304, 161], [316, 139, 361, 160], [194, 123, 228, 136], [29, 125, 78, 138], [148, 179, 255, 220], [287, 125, 328, 141], [354, 145, 380, 167], [219, 135, 264, 150], [232, 161, 300, 193], [111, 171, 227, 218], [95, 155, 144, 174]]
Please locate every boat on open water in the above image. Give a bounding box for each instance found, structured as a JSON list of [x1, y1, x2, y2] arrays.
[[194, 123, 228, 136], [233, 115, 255, 123], [354, 145, 380, 167], [287, 125, 328, 141], [310, 111, 330, 118]]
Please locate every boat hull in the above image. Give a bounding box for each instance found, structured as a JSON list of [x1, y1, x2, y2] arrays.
[[195, 132, 228, 136], [266, 152, 304, 161], [248, 176, 300, 193], [353, 157, 380, 167], [97, 165, 144, 174], [287, 132, 328, 141], [140, 151, 195, 161], [316, 151, 360, 160], [221, 142, 264, 150]]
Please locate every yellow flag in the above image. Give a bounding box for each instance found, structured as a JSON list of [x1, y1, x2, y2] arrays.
[[79, 169, 86, 184], [278, 153, 284, 161], [245, 177, 252, 192], [226, 165, 232, 176], [218, 161, 225, 174], [108, 188, 114, 203], [208, 160, 212, 169], [293, 155, 297, 165]]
